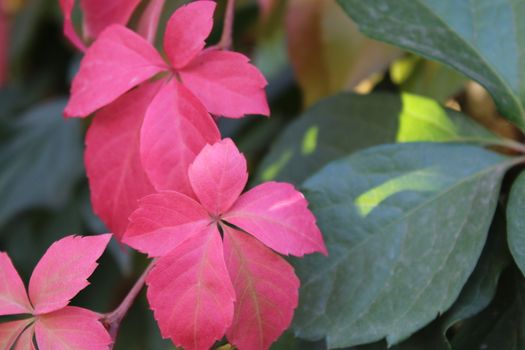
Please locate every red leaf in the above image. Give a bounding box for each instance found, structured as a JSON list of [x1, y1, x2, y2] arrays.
[[224, 182, 327, 257], [180, 50, 269, 118], [140, 79, 220, 195], [34, 306, 112, 350], [85, 81, 160, 239], [0, 319, 33, 350], [0, 252, 32, 315], [58, 0, 87, 51], [81, 0, 141, 40], [223, 226, 299, 350], [29, 235, 111, 315], [189, 138, 248, 216], [146, 225, 235, 350], [164, 1, 216, 69], [124, 191, 210, 257], [65, 25, 167, 118]]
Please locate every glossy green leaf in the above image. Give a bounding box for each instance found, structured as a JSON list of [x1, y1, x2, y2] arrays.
[[0, 99, 84, 228], [293, 143, 513, 348], [506, 171, 525, 276], [257, 92, 499, 184], [338, 0, 525, 131]]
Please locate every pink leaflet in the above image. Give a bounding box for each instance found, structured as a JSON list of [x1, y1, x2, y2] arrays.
[[179, 49, 270, 118], [0, 319, 33, 350], [189, 138, 248, 216], [224, 182, 328, 257], [34, 306, 112, 350], [28, 234, 111, 315], [146, 225, 235, 350], [137, 0, 166, 43], [0, 253, 32, 315], [64, 25, 168, 118], [81, 0, 140, 40], [58, 0, 87, 51], [85, 81, 160, 239], [164, 1, 216, 69], [140, 79, 220, 196], [14, 323, 36, 350], [123, 191, 210, 257], [223, 226, 299, 350]]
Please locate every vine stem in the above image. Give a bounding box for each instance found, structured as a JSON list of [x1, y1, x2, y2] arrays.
[[102, 259, 157, 344], [217, 0, 235, 49]]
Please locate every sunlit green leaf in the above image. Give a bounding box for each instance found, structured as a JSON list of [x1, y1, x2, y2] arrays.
[[257, 92, 499, 184], [338, 0, 525, 131], [292, 143, 513, 348]]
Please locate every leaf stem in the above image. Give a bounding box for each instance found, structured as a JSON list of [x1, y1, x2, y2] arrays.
[[218, 0, 235, 49], [497, 139, 525, 154], [102, 260, 156, 344]]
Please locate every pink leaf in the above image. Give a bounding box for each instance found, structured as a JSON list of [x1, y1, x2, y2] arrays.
[[0, 253, 32, 315], [224, 182, 328, 257], [29, 234, 111, 315], [164, 1, 216, 69], [137, 0, 166, 43], [64, 25, 168, 118], [140, 79, 220, 195], [0, 319, 33, 350], [81, 0, 141, 40], [188, 138, 248, 216], [124, 191, 210, 257], [58, 0, 87, 51], [14, 323, 36, 350], [85, 81, 161, 239], [223, 226, 299, 350], [179, 49, 270, 118], [146, 225, 235, 350], [34, 306, 112, 350]]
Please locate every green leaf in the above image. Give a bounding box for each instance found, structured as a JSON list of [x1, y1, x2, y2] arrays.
[[257, 92, 499, 184], [391, 56, 466, 103], [0, 99, 84, 228], [337, 0, 525, 131], [506, 171, 525, 276], [353, 210, 511, 350], [292, 143, 513, 348]]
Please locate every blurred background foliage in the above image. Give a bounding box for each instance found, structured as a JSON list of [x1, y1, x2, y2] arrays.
[[0, 0, 520, 348]]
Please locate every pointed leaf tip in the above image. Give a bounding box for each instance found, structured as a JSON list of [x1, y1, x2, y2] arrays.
[[164, 0, 216, 69], [225, 181, 327, 257], [29, 234, 111, 315], [189, 138, 248, 216], [0, 253, 32, 315]]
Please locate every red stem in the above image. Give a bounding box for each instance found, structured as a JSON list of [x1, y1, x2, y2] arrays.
[[218, 0, 235, 49], [102, 260, 156, 344]]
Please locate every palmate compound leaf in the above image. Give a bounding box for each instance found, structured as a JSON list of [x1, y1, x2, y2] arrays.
[[256, 92, 500, 185], [292, 142, 515, 348], [337, 0, 525, 132]]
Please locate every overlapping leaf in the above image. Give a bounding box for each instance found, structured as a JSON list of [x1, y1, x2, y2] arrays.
[[338, 0, 525, 131], [257, 92, 499, 184], [293, 143, 513, 348]]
